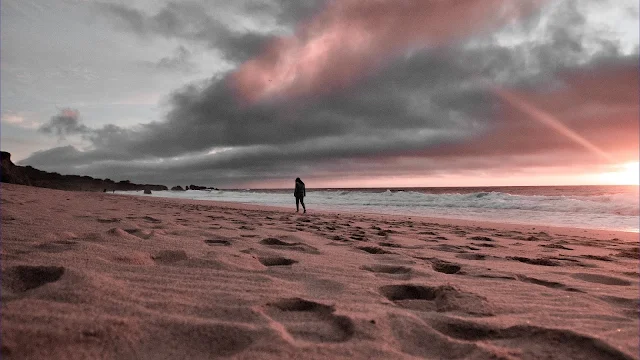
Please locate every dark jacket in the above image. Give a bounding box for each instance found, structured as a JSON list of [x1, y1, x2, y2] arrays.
[[294, 180, 306, 198]]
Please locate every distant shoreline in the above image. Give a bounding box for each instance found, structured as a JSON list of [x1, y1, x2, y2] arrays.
[[112, 186, 640, 234]]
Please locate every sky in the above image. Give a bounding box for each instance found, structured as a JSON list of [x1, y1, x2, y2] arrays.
[[1, 0, 638, 188]]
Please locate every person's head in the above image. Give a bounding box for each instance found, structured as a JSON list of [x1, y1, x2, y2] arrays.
[[295, 177, 301, 182]]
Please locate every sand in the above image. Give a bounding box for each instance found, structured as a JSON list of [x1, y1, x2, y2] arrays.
[[1, 183, 638, 359]]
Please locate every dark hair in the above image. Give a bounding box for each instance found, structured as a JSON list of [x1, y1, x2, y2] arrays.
[[295, 177, 301, 182]]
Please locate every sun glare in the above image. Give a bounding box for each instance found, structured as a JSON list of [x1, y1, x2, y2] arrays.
[[598, 162, 640, 185]]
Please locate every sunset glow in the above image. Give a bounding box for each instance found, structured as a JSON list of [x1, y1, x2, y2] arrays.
[[493, 88, 615, 163], [597, 162, 640, 185], [231, 0, 547, 104]]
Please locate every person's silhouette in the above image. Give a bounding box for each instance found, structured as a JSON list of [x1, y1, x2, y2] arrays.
[[294, 178, 306, 213]]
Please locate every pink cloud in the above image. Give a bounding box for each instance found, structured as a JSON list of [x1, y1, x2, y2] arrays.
[[1, 112, 40, 129], [230, 0, 547, 104]]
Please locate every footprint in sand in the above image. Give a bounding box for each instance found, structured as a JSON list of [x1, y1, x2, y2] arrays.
[[140, 320, 257, 358], [111, 252, 156, 266], [328, 235, 349, 242], [468, 236, 494, 242], [204, 239, 232, 246], [258, 256, 298, 267], [455, 253, 487, 260], [387, 313, 496, 359], [472, 242, 499, 248], [430, 260, 462, 275], [349, 234, 367, 241], [108, 227, 154, 240], [264, 298, 355, 343], [570, 273, 631, 286], [96, 217, 121, 223], [357, 246, 393, 255], [260, 238, 295, 246], [151, 250, 188, 264], [431, 244, 480, 253], [427, 317, 635, 360], [580, 255, 613, 262], [599, 295, 640, 318], [2, 265, 65, 293], [540, 243, 574, 250], [362, 265, 412, 280], [615, 247, 639, 259], [378, 242, 403, 248], [507, 256, 560, 266], [379, 284, 492, 316], [259, 238, 320, 254], [127, 229, 155, 239], [362, 264, 411, 274], [141, 216, 162, 223], [33, 240, 78, 253], [516, 275, 583, 293]]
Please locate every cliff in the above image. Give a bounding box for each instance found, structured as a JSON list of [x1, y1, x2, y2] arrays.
[[0, 151, 168, 192]]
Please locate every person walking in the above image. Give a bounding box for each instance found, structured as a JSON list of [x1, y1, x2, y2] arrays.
[[294, 177, 306, 213]]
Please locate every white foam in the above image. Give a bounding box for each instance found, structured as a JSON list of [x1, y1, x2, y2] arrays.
[[117, 188, 639, 232]]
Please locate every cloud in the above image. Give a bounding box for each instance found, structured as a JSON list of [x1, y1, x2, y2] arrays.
[[2, 114, 26, 125], [19, 145, 85, 167], [43, 51, 492, 159], [95, 1, 278, 62], [1, 112, 40, 129], [230, 0, 548, 104], [142, 45, 196, 73], [38, 108, 89, 139], [26, 59, 638, 186], [458, 0, 639, 86], [24, 0, 639, 187]]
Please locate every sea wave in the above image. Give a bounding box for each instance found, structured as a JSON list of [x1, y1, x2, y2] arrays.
[[116, 187, 639, 232], [311, 190, 639, 217]]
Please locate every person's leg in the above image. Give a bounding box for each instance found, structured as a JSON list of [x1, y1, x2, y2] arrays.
[[295, 197, 300, 212], [301, 197, 306, 213]]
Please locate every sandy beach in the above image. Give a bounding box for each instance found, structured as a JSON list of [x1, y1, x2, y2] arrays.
[[1, 183, 638, 359]]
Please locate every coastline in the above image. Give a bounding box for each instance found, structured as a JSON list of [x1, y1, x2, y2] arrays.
[[117, 188, 640, 235], [136, 194, 640, 239], [2, 183, 638, 359]]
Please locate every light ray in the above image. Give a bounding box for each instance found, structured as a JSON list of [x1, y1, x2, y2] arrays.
[[493, 87, 614, 163]]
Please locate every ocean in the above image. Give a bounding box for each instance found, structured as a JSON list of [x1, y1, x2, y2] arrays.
[[117, 185, 640, 233]]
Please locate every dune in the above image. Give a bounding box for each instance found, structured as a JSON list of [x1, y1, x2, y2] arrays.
[[1, 183, 638, 359]]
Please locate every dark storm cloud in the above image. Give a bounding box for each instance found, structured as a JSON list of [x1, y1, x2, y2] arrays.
[[39, 109, 89, 139], [269, 0, 324, 25], [96, 0, 328, 63], [23, 0, 638, 186], [95, 1, 277, 62], [32, 51, 491, 159]]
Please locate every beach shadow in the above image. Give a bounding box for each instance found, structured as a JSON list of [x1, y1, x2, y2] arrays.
[[2, 265, 65, 293], [264, 298, 355, 343], [428, 317, 635, 360], [258, 256, 298, 267]]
